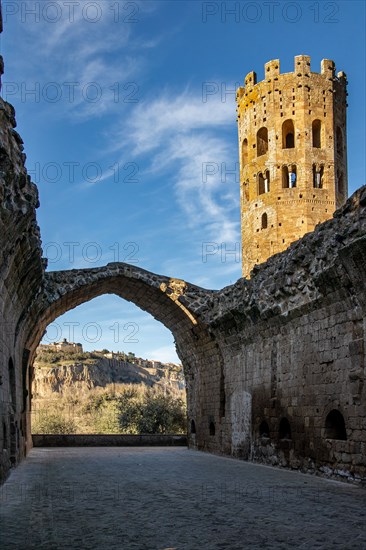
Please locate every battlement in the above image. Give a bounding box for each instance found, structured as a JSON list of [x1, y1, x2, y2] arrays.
[[237, 55, 347, 99]]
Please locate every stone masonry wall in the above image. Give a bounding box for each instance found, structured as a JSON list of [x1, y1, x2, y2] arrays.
[[185, 187, 366, 483]]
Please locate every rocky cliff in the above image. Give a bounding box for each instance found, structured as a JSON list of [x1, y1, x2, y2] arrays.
[[32, 353, 185, 398]]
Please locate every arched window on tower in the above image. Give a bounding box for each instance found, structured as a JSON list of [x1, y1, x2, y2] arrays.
[[289, 165, 297, 188], [312, 119, 322, 148], [242, 138, 248, 166], [283, 165, 297, 188], [282, 119, 295, 149], [336, 126, 343, 157], [261, 213, 268, 229], [313, 164, 324, 188], [256, 127, 268, 156], [190, 419, 196, 434]]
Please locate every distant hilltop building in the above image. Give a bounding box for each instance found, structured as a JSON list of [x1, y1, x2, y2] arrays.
[[40, 339, 83, 353], [99, 350, 181, 372], [237, 55, 348, 278]]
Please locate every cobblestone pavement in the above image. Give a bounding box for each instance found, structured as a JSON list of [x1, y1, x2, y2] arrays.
[[0, 447, 365, 550]]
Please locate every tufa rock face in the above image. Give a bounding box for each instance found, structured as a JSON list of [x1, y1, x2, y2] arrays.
[[32, 356, 184, 397]]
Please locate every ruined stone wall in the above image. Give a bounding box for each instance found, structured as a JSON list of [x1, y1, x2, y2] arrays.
[[0, 96, 44, 481], [186, 188, 366, 482], [237, 56, 348, 278]]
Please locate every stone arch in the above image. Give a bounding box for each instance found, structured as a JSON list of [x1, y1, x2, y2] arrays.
[[325, 409, 347, 440], [18, 263, 227, 447], [190, 419, 196, 434], [25, 265, 206, 360]]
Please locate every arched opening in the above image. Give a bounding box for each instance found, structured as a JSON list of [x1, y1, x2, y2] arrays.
[[242, 138, 248, 166], [336, 126, 343, 157], [190, 419, 196, 434], [8, 358, 16, 409], [313, 165, 324, 188], [261, 213, 268, 229], [258, 171, 270, 195], [259, 420, 270, 438], [312, 119, 322, 148], [282, 120, 295, 149], [282, 165, 296, 188], [24, 265, 222, 447], [289, 165, 297, 188], [31, 295, 188, 437], [279, 417, 291, 440], [257, 127, 268, 156], [325, 410, 347, 440], [209, 421, 215, 436]]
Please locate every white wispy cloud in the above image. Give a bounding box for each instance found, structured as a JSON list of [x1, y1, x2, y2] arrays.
[[6, 0, 158, 119], [114, 90, 241, 243]]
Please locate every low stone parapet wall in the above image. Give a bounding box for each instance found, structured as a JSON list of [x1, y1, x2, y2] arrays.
[[32, 434, 187, 447]]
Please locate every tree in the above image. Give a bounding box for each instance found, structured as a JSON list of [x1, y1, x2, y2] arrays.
[[136, 390, 186, 434]]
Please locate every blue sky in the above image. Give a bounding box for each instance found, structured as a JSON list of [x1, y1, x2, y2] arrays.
[[1, 0, 365, 362]]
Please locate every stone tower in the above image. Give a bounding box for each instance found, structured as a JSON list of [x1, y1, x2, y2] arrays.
[[237, 55, 348, 278]]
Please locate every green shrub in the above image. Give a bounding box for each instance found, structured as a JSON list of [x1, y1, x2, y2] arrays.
[[32, 410, 76, 434]]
